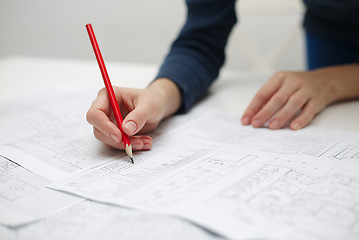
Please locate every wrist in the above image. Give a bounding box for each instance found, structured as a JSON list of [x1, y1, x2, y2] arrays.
[[148, 78, 182, 118], [312, 64, 359, 102]]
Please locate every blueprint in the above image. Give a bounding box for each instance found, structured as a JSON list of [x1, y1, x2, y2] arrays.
[[51, 109, 359, 240], [0, 89, 124, 181], [0, 156, 81, 226], [1, 88, 358, 239], [15, 200, 221, 240]]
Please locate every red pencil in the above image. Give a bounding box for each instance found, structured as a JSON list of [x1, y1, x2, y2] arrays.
[[86, 23, 134, 164]]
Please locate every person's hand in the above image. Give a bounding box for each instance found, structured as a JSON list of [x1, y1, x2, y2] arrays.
[[241, 64, 359, 130], [86, 78, 181, 150]]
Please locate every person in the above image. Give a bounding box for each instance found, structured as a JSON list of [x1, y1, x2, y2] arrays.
[[86, 0, 359, 151]]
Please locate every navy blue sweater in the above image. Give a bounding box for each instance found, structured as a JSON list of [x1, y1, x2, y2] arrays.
[[156, 0, 359, 113]]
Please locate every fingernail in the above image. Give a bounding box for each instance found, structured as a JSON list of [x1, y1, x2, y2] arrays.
[[291, 121, 300, 130], [269, 120, 279, 129], [111, 134, 119, 143], [242, 117, 250, 125], [252, 119, 262, 127], [143, 142, 152, 150], [124, 121, 137, 135]]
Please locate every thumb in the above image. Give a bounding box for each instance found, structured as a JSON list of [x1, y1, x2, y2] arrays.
[[122, 106, 149, 136]]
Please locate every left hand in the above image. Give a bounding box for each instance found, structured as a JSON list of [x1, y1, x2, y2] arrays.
[[241, 70, 336, 130]]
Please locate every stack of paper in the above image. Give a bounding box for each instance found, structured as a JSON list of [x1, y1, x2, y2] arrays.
[[1, 88, 358, 240]]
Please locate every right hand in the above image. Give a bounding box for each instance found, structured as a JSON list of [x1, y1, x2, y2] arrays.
[[86, 78, 182, 151]]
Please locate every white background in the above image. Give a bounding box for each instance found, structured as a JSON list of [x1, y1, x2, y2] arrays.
[[0, 0, 305, 74]]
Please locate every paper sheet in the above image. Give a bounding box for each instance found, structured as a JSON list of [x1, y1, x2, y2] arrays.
[[1, 88, 358, 239], [0, 88, 105, 226], [51, 109, 359, 240], [0, 89, 125, 181], [0, 89, 221, 239], [0, 156, 81, 226], [0, 224, 16, 240], [0, 87, 87, 145], [15, 200, 221, 240]]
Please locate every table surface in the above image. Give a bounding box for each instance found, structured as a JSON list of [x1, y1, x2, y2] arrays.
[[1, 56, 358, 132]]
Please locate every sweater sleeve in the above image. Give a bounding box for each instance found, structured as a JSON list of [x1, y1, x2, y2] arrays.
[[155, 0, 237, 113]]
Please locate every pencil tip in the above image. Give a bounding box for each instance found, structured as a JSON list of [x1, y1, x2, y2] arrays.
[[125, 144, 134, 164]]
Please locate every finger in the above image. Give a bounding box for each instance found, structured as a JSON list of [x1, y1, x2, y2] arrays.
[[93, 127, 124, 149], [87, 89, 123, 141], [241, 72, 285, 125], [87, 89, 112, 124], [93, 127, 152, 151], [289, 100, 321, 130], [268, 90, 309, 129], [87, 108, 122, 142], [113, 87, 131, 116], [132, 135, 152, 150], [122, 104, 153, 136], [91, 88, 112, 115], [251, 83, 298, 127]]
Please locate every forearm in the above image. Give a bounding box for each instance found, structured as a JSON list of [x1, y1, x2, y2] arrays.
[[312, 63, 359, 102], [156, 0, 237, 113]]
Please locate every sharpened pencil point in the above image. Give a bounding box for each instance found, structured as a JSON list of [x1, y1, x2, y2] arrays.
[[125, 144, 134, 164]]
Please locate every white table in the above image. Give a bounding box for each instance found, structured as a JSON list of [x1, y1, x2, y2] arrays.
[[1, 56, 358, 131]]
